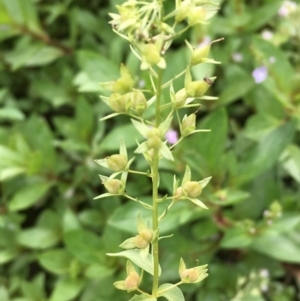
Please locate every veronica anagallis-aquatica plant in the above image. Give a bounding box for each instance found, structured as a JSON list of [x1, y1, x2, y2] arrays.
[[95, 0, 223, 300]]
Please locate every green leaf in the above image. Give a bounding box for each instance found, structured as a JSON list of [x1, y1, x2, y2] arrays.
[[107, 249, 161, 276], [108, 200, 204, 235], [63, 209, 81, 232], [17, 228, 60, 249], [236, 119, 296, 185], [64, 229, 104, 264], [243, 114, 280, 141], [17, 115, 57, 172], [8, 181, 53, 211], [189, 107, 227, 173], [5, 39, 63, 70], [129, 294, 156, 301], [38, 249, 72, 275], [100, 123, 143, 151], [0, 166, 26, 181], [158, 283, 184, 301], [281, 144, 300, 183], [21, 275, 45, 301], [247, 1, 282, 31], [49, 278, 85, 301], [79, 210, 104, 227], [0, 249, 19, 264], [251, 37, 294, 94], [251, 232, 300, 263], [0, 144, 25, 166], [84, 264, 114, 279], [0, 286, 9, 301], [0, 106, 25, 121], [210, 189, 250, 206], [75, 98, 94, 142], [268, 214, 300, 233], [219, 66, 255, 105], [221, 227, 253, 249], [1, 0, 43, 33], [75, 50, 119, 92], [25, 45, 63, 67]]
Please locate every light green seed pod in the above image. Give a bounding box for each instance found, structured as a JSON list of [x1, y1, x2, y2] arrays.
[[107, 154, 127, 171], [182, 181, 202, 198]]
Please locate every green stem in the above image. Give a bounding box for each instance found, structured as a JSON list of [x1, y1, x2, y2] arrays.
[[151, 68, 163, 297], [128, 170, 150, 176], [157, 281, 183, 295]]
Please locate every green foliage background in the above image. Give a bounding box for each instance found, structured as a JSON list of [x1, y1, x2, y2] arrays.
[[0, 0, 300, 300]]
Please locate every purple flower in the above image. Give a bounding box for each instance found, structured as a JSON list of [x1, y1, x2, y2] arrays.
[[165, 129, 178, 144], [252, 66, 268, 84]]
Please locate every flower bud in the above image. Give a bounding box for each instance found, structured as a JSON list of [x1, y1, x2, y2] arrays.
[[181, 114, 196, 137], [174, 187, 184, 199], [131, 91, 147, 115], [182, 181, 202, 198], [134, 234, 149, 249], [173, 88, 188, 108], [115, 64, 134, 93], [124, 271, 140, 290], [187, 7, 206, 26], [109, 93, 131, 112], [113, 76, 134, 94], [147, 127, 161, 138], [147, 137, 161, 149], [143, 43, 161, 65], [140, 229, 153, 242], [146, 127, 162, 149], [191, 45, 211, 66], [180, 268, 199, 283], [186, 80, 210, 97], [107, 154, 127, 171], [103, 179, 123, 194], [175, 1, 189, 23]]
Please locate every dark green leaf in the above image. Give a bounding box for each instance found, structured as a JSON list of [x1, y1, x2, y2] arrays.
[[17, 228, 60, 249], [107, 249, 161, 276], [251, 232, 300, 263], [8, 181, 53, 211], [235, 119, 296, 185], [64, 229, 104, 264], [158, 283, 184, 301], [38, 249, 72, 275], [49, 278, 86, 301]]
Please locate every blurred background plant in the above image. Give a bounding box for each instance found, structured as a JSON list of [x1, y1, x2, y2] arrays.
[[0, 0, 299, 301]]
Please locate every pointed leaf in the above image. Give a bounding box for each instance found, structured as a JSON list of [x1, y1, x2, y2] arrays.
[[8, 181, 53, 211], [106, 249, 161, 276], [236, 119, 296, 185], [129, 294, 156, 301], [158, 284, 184, 301]]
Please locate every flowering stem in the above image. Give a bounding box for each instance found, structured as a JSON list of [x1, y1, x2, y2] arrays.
[[151, 69, 163, 297]]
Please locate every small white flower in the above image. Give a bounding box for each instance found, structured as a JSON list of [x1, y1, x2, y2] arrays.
[[269, 56, 276, 64], [260, 269, 269, 278], [232, 52, 243, 62], [278, 1, 297, 17], [261, 30, 273, 40], [261, 284, 269, 292]]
